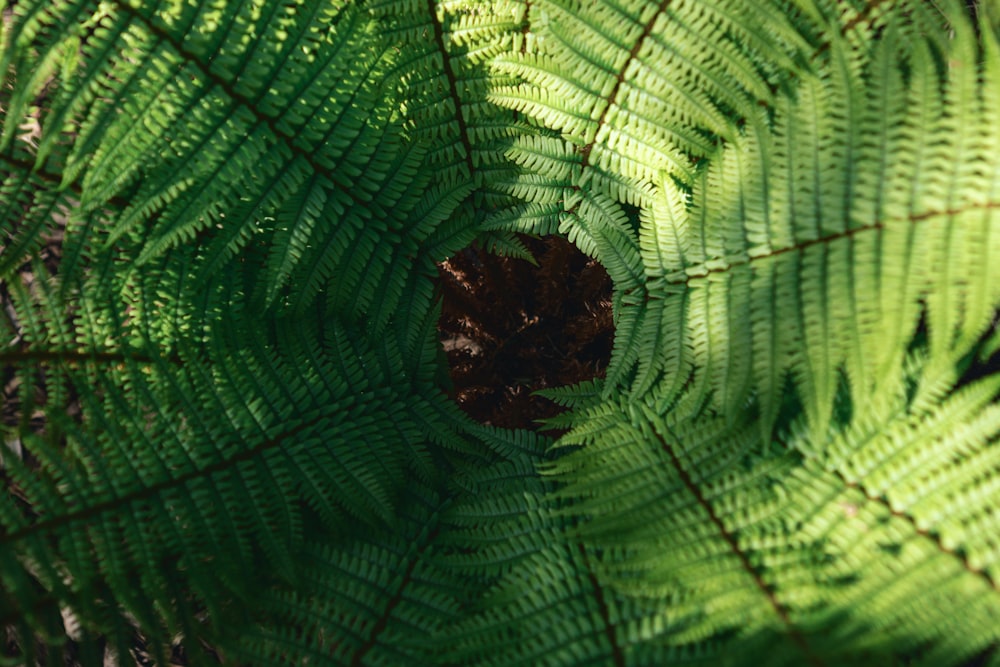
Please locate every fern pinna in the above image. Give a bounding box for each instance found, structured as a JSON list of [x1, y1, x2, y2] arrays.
[[1, 0, 998, 665]]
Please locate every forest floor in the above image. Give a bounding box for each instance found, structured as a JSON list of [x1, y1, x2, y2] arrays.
[[436, 235, 614, 434]]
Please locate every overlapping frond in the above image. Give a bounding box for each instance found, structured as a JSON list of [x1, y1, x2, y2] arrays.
[[0, 0, 493, 658], [491, 0, 1000, 664], [544, 355, 1000, 665], [229, 484, 462, 667], [491, 0, 811, 178], [2, 0, 1000, 664], [0, 260, 473, 653], [437, 451, 682, 667], [624, 5, 1000, 436]]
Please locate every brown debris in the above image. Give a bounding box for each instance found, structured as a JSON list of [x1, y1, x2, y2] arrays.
[[436, 235, 614, 432]]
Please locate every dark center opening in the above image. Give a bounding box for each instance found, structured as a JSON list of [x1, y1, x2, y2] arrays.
[[436, 235, 614, 432]]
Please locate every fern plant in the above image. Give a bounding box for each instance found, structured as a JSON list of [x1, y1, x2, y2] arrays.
[[1, 0, 999, 664]]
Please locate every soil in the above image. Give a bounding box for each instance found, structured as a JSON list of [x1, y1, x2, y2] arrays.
[[436, 235, 614, 433]]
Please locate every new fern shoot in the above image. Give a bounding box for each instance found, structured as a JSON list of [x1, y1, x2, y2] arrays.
[[1, 0, 999, 665]]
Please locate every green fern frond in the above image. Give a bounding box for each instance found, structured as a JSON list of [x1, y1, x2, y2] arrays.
[[547, 358, 1000, 664], [3, 0, 1000, 664], [230, 484, 461, 667], [593, 6, 1000, 439]]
